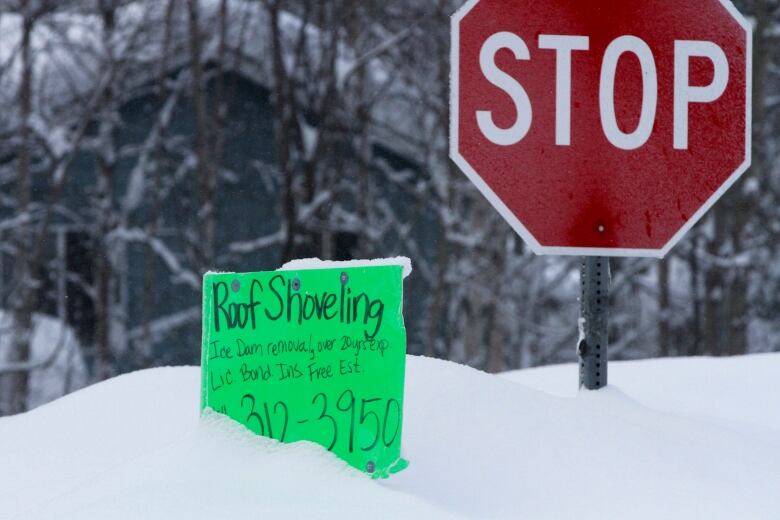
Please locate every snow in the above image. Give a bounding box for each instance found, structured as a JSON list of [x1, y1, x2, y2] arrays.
[[205, 257, 413, 279], [0, 367, 448, 520], [0, 311, 87, 409], [2, 354, 780, 519], [502, 353, 780, 443]]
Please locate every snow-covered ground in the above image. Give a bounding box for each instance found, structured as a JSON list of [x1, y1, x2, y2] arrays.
[[503, 353, 780, 443], [1, 354, 779, 519]]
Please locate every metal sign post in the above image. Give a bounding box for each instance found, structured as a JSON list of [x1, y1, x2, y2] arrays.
[[578, 257, 609, 390]]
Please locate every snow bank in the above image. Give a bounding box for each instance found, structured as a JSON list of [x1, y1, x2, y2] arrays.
[[502, 354, 780, 440], [0, 367, 449, 520], [11, 410, 449, 520], [391, 356, 780, 519], [2, 355, 779, 519]]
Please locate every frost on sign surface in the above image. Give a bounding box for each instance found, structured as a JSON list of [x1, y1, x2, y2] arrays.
[[200, 265, 409, 478]]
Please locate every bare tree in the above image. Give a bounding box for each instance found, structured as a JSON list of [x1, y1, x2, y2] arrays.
[[3, 0, 36, 415]]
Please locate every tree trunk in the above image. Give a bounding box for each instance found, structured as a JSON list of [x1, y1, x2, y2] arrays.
[[426, 231, 449, 359], [658, 258, 670, 357], [141, 0, 177, 365], [187, 0, 216, 271], [704, 212, 726, 356], [267, 2, 297, 263], [426, 13, 455, 359], [4, 5, 35, 414], [688, 235, 702, 356], [724, 0, 767, 357], [94, 0, 119, 380]]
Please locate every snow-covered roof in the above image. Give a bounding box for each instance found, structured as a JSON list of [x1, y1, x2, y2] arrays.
[[0, 0, 424, 163]]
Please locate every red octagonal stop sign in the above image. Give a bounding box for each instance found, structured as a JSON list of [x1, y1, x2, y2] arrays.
[[451, 0, 751, 257]]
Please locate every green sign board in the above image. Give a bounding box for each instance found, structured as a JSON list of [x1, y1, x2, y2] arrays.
[[200, 264, 408, 477]]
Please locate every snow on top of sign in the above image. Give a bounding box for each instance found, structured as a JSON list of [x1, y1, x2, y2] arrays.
[[280, 257, 412, 278]]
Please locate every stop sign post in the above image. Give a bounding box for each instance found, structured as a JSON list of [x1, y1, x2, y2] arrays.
[[450, 0, 751, 388]]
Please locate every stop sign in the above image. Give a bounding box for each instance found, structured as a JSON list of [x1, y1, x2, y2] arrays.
[[450, 0, 751, 257]]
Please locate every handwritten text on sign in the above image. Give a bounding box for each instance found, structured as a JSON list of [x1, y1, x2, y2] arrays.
[[200, 265, 408, 477]]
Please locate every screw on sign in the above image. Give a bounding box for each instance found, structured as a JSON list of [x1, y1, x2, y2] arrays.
[[450, 0, 751, 388]]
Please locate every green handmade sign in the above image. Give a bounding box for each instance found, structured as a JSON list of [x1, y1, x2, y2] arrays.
[[200, 264, 408, 478]]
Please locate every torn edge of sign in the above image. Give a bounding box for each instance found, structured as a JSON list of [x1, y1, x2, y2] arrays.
[[279, 257, 412, 279]]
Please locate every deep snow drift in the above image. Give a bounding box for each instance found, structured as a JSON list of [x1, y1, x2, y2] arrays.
[[2, 354, 779, 519]]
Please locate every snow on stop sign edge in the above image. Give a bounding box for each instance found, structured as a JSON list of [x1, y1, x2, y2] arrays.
[[449, 0, 752, 259]]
